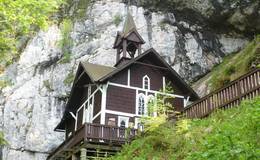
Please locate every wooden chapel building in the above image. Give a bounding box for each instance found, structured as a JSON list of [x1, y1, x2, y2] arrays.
[[48, 12, 199, 160]]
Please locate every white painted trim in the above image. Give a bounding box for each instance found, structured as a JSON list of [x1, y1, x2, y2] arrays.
[[82, 104, 86, 124], [163, 76, 166, 92], [147, 94, 156, 117], [105, 110, 137, 117], [100, 83, 108, 125], [92, 111, 101, 121], [118, 116, 129, 127], [142, 75, 150, 90], [108, 82, 184, 98], [136, 93, 146, 116], [127, 69, 131, 86], [69, 112, 77, 120], [77, 87, 99, 112], [74, 112, 78, 131], [184, 96, 190, 107]]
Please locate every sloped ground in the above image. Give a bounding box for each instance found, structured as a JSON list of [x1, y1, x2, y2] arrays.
[[111, 97, 260, 160], [193, 35, 260, 97]]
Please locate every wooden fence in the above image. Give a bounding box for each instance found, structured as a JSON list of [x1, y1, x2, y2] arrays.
[[183, 68, 260, 118], [85, 123, 138, 142]]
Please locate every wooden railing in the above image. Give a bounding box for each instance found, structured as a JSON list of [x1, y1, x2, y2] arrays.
[[85, 123, 138, 142], [47, 123, 138, 160], [183, 68, 260, 118]]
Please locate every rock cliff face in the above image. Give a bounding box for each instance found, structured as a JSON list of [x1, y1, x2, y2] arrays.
[[0, 0, 258, 159]]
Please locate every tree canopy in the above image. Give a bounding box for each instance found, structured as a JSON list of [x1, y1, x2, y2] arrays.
[[0, 0, 64, 72]]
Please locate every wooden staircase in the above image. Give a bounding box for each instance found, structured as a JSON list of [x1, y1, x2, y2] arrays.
[[183, 68, 260, 118]]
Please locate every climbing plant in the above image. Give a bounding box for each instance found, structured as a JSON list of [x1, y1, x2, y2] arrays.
[[141, 84, 175, 132]]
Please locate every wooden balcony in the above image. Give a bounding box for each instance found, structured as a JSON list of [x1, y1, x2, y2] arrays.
[[47, 123, 138, 160]]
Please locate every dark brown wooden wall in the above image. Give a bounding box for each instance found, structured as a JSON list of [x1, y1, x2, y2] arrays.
[[93, 115, 100, 124], [130, 64, 163, 90], [106, 85, 136, 114], [65, 118, 75, 138], [77, 109, 83, 130], [93, 90, 102, 116], [110, 69, 128, 85], [165, 97, 184, 112], [105, 113, 134, 126]]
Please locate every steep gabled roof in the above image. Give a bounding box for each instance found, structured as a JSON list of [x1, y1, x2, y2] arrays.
[[80, 61, 115, 82], [97, 48, 199, 100]]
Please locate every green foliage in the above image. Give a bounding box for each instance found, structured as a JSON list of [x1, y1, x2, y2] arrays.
[[58, 19, 73, 64], [0, 76, 12, 90], [209, 35, 260, 90], [141, 84, 175, 133], [112, 97, 260, 160], [61, 0, 91, 20], [113, 14, 123, 27], [0, 131, 7, 145], [159, 21, 167, 31], [0, 0, 64, 71], [63, 71, 74, 86], [43, 80, 54, 92]]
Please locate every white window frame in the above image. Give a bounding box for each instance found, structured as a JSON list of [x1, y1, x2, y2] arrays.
[[147, 94, 157, 117], [142, 75, 150, 90], [136, 93, 147, 116], [135, 118, 144, 131], [118, 116, 129, 128]]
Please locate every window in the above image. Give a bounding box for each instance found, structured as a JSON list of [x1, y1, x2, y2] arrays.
[[137, 93, 146, 115], [118, 116, 129, 128], [142, 75, 150, 90], [120, 121, 126, 128], [147, 95, 156, 117], [108, 117, 116, 126]]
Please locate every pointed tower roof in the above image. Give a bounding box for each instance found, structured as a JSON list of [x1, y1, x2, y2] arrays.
[[122, 12, 137, 36], [113, 12, 145, 49]]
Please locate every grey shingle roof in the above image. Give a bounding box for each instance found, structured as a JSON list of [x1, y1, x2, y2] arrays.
[[80, 61, 115, 82]]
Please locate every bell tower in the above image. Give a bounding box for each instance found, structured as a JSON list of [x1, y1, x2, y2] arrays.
[[113, 12, 145, 67]]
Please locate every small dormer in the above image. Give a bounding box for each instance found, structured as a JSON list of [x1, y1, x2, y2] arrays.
[[113, 12, 145, 67]]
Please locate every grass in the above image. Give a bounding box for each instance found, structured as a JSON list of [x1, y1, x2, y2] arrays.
[[0, 131, 7, 146], [63, 71, 75, 86], [0, 76, 12, 90], [208, 35, 260, 90], [43, 80, 54, 92], [111, 97, 260, 160], [113, 14, 123, 27], [58, 19, 73, 64]]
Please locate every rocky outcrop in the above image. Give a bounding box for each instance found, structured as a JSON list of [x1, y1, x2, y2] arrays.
[[0, 0, 258, 159]]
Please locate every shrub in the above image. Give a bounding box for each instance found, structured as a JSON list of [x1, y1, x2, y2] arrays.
[[0, 0, 64, 70], [0, 76, 12, 90], [58, 19, 73, 64], [63, 71, 75, 86], [112, 97, 260, 160], [43, 80, 54, 92], [0, 132, 7, 145], [113, 14, 123, 27]]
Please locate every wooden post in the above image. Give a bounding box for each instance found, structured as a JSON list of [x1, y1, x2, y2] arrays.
[[80, 148, 87, 160], [123, 40, 127, 58], [237, 81, 242, 103], [72, 154, 77, 160], [116, 48, 120, 63], [138, 44, 141, 55]]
